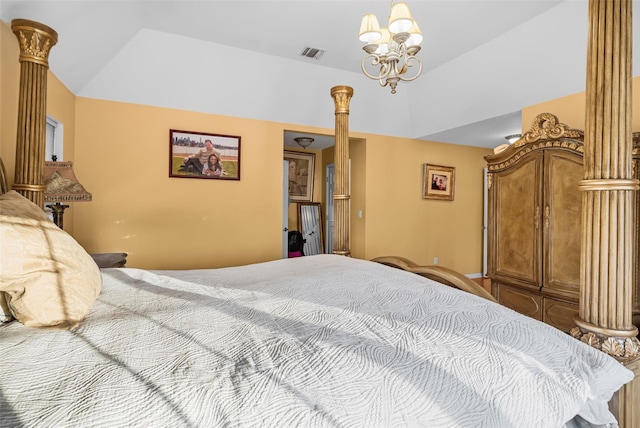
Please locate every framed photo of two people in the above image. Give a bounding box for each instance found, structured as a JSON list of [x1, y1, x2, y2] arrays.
[[169, 129, 241, 180], [422, 163, 455, 201]]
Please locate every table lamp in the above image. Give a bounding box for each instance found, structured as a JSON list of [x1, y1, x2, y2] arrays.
[[44, 161, 91, 229]]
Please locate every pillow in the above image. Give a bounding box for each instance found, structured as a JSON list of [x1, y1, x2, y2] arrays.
[[0, 191, 102, 328], [0, 292, 13, 323]]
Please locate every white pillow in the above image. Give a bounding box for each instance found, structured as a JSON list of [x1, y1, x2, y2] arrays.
[[0, 191, 102, 328]]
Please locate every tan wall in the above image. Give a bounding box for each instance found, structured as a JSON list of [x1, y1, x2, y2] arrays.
[[360, 133, 491, 274], [350, 138, 367, 259], [73, 98, 319, 269], [1, 21, 20, 188]]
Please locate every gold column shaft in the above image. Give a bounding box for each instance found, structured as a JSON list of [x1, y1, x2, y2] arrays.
[[574, 0, 640, 359], [11, 19, 58, 208], [330, 86, 354, 257]]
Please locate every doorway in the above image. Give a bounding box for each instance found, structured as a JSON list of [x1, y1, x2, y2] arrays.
[[282, 160, 289, 259]]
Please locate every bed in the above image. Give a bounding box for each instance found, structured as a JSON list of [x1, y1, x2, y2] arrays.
[[0, 185, 633, 427], [0, 165, 635, 427], [1, 3, 639, 426]]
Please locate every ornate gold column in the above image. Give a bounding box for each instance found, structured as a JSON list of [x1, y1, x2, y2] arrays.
[[572, 0, 639, 361], [11, 19, 58, 208], [330, 86, 354, 256]]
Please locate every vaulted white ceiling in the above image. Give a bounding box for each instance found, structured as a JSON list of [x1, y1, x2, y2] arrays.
[[2, 1, 638, 149]]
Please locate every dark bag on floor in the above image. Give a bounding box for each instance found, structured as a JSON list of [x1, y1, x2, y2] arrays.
[[288, 230, 305, 258]]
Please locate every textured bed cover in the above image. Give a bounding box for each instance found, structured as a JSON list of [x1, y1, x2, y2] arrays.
[[0, 255, 633, 427]]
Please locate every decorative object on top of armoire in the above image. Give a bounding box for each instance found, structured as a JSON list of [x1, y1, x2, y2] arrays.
[[485, 113, 585, 333]]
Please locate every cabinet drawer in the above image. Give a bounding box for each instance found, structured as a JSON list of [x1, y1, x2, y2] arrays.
[[495, 283, 542, 320], [543, 298, 578, 333]]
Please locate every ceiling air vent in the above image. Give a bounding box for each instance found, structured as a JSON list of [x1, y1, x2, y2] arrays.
[[300, 47, 325, 60]]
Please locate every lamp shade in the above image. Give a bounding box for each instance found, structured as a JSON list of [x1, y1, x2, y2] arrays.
[[388, 2, 414, 34], [44, 161, 92, 202], [359, 14, 382, 43], [406, 20, 423, 46]]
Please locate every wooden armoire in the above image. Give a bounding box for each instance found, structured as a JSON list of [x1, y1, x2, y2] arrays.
[[486, 113, 640, 334]]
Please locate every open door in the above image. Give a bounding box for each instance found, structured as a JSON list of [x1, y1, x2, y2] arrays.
[[282, 160, 289, 259]]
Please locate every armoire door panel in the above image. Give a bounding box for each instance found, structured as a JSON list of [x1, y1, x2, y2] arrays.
[[491, 154, 542, 286], [495, 283, 542, 320], [543, 297, 579, 333], [542, 150, 582, 299]]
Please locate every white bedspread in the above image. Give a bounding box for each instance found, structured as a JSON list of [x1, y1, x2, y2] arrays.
[[0, 255, 633, 427]]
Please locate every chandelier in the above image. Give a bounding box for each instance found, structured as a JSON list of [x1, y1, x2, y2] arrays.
[[358, 1, 423, 94]]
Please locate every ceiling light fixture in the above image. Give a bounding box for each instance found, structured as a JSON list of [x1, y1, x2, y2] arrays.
[[294, 137, 314, 149], [358, 1, 423, 94], [505, 134, 522, 144]]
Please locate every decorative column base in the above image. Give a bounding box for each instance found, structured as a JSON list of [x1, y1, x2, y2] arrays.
[[570, 319, 640, 362]]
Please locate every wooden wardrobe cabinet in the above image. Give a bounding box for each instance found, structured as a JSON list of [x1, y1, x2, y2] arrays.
[[485, 115, 585, 333], [487, 114, 640, 335], [487, 148, 583, 332]]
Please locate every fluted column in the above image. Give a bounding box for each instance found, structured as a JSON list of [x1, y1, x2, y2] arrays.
[[330, 86, 354, 256], [572, 0, 640, 361], [11, 19, 58, 208]]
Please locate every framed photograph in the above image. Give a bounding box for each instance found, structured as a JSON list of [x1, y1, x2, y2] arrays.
[[169, 129, 241, 180], [284, 150, 315, 202], [423, 164, 455, 201]]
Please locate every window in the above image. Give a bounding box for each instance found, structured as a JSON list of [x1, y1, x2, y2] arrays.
[[46, 115, 63, 161]]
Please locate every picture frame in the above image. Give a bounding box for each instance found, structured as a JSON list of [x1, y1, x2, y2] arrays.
[[422, 164, 455, 201], [169, 129, 241, 180], [284, 150, 315, 202]]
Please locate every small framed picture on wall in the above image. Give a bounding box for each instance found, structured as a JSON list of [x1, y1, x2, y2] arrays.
[[284, 150, 315, 202], [422, 164, 455, 201]]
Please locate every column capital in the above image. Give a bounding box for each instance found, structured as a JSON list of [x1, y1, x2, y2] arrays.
[[11, 19, 58, 67], [331, 86, 354, 114]]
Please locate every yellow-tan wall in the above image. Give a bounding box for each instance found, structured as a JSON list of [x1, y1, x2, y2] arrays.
[[359, 133, 490, 273], [72, 98, 337, 269], [1, 21, 20, 190]]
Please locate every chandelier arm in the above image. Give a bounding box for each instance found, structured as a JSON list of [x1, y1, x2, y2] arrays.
[[361, 54, 393, 81], [397, 56, 423, 82]]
